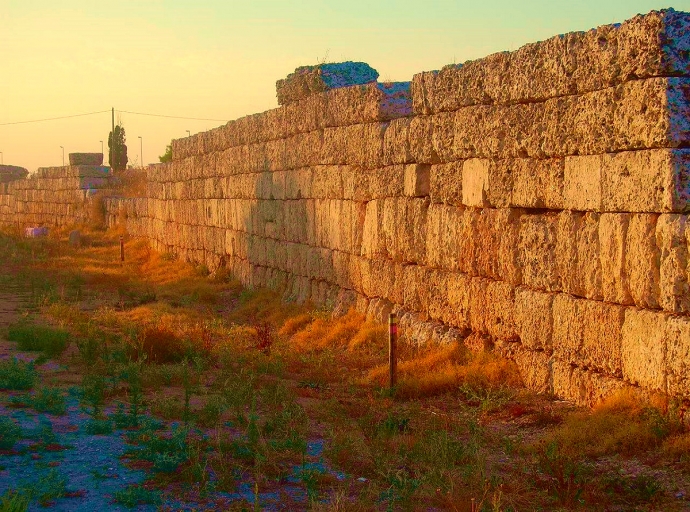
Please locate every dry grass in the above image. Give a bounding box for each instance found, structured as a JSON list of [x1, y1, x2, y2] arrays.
[[538, 390, 681, 459]]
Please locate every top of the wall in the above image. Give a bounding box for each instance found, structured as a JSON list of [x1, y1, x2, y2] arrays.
[[413, 8, 690, 114], [69, 153, 104, 166], [35, 166, 111, 179], [276, 62, 379, 105], [0, 165, 29, 183]]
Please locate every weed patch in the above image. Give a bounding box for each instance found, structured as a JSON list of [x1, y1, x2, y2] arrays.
[[0, 359, 36, 390], [7, 322, 69, 357]]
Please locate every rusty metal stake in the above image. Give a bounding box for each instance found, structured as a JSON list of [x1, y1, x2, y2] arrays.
[[389, 312, 397, 392], [120, 235, 124, 265]]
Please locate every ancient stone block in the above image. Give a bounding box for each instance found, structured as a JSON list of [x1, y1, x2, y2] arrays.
[[519, 213, 560, 292], [656, 214, 690, 313], [552, 360, 629, 407], [461, 159, 490, 207], [429, 162, 463, 206], [666, 316, 690, 397], [563, 155, 603, 210], [408, 116, 438, 164], [626, 214, 661, 308], [514, 287, 554, 352], [599, 213, 634, 305], [383, 117, 413, 165], [404, 164, 430, 197], [621, 308, 667, 391]]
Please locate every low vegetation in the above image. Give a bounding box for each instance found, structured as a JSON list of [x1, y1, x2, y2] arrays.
[[0, 225, 688, 510]]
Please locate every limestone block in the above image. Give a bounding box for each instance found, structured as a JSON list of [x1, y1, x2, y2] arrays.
[[425, 203, 462, 271], [656, 214, 690, 313], [429, 162, 463, 206], [408, 116, 438, 164], [485, 280, 518, 341], [555, 212, 602, 299], [312, 166, 345, 199], [666, 316, 690, 397], [462, 159, 491, 207], [410, 70, 438, 116], [361, 200, 385, 258], [563, 155, 603, 210], [404, 165, 430, 197], [383, 117, 413, 165], [511, 349, 551, 394], [621, 308, 668, 391], [287, 130, 324, 169], [282, 169, 312, 200], [514, 287, 554, 351], [325, 82, 411, 127], [599, 213, 634, 305], [519, 213, 560, 292], [626, 214, 661, 308], [430, 111, 457, 163], [368, 165, 405, 199], [276, 62, 379, 106], [552, 360, 628, 407]]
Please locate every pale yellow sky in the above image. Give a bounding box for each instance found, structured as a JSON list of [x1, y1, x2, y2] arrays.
[[2, 0, 688, 172]]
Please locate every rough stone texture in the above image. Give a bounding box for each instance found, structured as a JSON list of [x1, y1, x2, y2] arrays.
[[0, 165, 29, 183], [412, 9, 690, 113], [69, 153, 103, 166], [621, 308, 667, 391], [276, 62, 379, 105]]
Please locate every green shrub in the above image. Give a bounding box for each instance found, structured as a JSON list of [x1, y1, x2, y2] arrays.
[[113, 485, 162, 508], [0, 359, 36, 390], [7, 323, 69, 357], [12, 388, 67, 415], [0, 417, 22, 450]]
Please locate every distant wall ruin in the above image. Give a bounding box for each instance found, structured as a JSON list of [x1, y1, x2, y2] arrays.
[[5, 10, 690, 406]]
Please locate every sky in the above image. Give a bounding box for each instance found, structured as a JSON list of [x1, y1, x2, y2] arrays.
[[1, 0, 689, 172]]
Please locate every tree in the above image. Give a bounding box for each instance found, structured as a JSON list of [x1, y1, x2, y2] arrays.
[[108, 124, 128, 171], [159, 143, 172, 163]]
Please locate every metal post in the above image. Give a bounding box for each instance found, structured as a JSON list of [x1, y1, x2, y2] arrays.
[[186, 130, 190, 137], [389, 312, 397, 391], [60, 146, 64, 166], [120, 235, 124, 264]]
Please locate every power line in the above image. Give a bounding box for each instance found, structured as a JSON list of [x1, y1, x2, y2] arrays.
[[0, 108, 228, 126], [117, 110, 227, 122], [0, 110, 110, 126]]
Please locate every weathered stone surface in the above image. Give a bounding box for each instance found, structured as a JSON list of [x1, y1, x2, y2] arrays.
[[404, 164, 430, 197], [666, 315, 690, 396], [69, 153, 103, 166], [621, 308, 667, 391], [276, 62, 379, 106], [599, 213, 634, 305], [413, 10, 690, 113], [514, 288, 554, 352], [519, 213, 560, 291], [553, 360, 629, 407], [626, 214, 661, 308], [429, 162, 463, 205], [656, 214, 690, 313]]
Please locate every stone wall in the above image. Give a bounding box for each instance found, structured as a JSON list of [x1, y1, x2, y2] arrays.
[[0, 166, 112, 228], [10, 9, 690, 405]]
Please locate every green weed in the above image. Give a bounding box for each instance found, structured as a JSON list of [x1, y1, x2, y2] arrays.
[[113, 485, 162, 508], [7, 323, 69, 358], [0, 359, 36, 390], [11, 387, 66, 415], [0, 417, 22, 450], [0, 490, 29, 512]]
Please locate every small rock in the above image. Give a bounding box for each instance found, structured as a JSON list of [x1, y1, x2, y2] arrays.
[[357, 477, 367, 482], [676, 491, 685, 499], [69, 230, 81, 247]]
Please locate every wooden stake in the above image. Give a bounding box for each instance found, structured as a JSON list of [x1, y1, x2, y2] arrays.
[[389, 312, 397, 391], [120, 235, 124, 264]]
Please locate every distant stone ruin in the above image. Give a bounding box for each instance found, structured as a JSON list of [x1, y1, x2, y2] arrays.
[[3, 9, 690, 406]]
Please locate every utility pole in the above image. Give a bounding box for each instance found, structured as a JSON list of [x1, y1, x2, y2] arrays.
[[60, 146, 64, 167], [111, 107, 115, 167]]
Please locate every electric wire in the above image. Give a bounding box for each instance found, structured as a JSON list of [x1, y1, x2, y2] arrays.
[[0, 110, 110, 126]]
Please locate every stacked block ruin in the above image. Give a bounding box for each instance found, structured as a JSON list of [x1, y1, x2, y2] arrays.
[[0, 154, 111, 227], [6, 10, 690, 405]]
